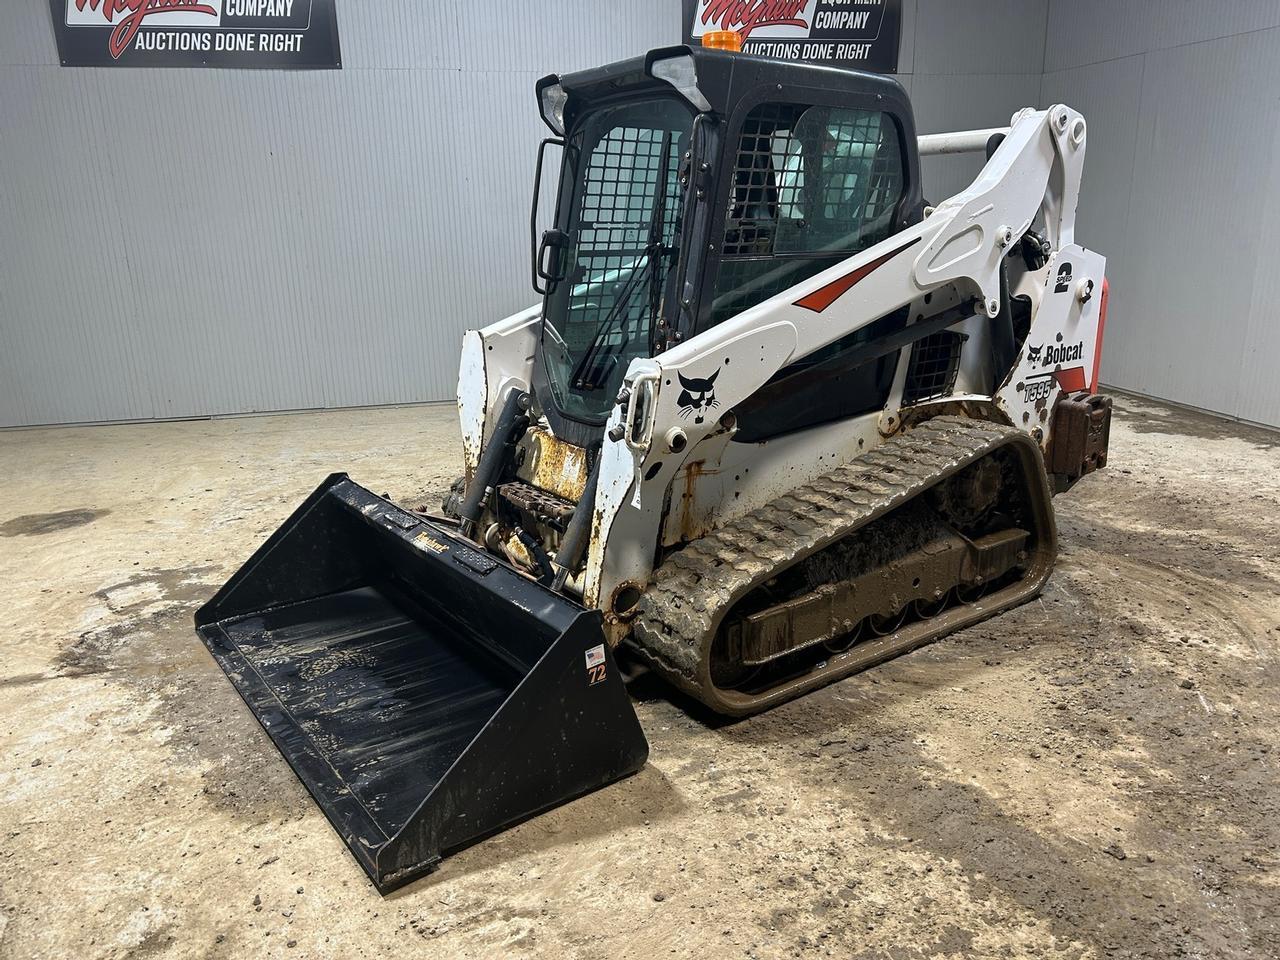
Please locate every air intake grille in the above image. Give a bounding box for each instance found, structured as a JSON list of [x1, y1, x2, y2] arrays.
[[902, 331, 966, 406]]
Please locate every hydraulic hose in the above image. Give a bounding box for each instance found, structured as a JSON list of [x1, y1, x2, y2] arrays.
[[551, 461, 600, 593], [458, 388, 529, 539]]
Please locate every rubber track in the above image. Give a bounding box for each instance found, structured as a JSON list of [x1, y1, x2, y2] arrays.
[[631, 416, 1036, 707]]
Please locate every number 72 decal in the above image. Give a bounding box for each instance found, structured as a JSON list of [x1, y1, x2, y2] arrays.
[[585, 644, 608, 686]]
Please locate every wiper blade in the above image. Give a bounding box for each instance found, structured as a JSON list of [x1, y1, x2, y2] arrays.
[[569, 252, 653, 389]]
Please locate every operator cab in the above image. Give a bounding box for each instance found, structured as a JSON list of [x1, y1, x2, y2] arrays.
[[530, 46, 924, 446]]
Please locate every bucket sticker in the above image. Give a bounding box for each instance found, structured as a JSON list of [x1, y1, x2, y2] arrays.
[[585, 644, 607, 685], [413, 531, 448, 554]]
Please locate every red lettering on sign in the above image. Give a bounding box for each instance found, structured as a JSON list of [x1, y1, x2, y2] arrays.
[[699, 0, 809, 38], [75, 0, 218, 59]]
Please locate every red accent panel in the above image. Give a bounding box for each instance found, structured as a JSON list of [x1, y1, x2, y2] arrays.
[[1055, 366, 1088, 393], [1090, 278, 1109, 393], [793, 237, 922, 313]]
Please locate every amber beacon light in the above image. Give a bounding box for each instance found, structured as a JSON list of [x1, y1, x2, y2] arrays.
[[700, 30, 743, 51]]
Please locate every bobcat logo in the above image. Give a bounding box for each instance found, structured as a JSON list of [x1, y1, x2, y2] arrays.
[[677, 369, 720, 424], [1025, 339, 1083, 368]]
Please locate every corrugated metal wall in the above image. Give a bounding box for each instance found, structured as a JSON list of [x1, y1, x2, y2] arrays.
[[1, 0, 1053, 427], [1041, 0, 1280, 428], [11, 2, 1272, 429], [0, 1, 684, 427], [903, 0, 1049, 204]]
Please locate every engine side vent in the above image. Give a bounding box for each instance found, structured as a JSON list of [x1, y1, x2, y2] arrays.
[[902, 330, 966, 406]]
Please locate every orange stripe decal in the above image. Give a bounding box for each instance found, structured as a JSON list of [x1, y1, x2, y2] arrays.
[[793, 236, 922, 313], [1054, 367, 1088, 393], [1090, 278, 1109, 393]]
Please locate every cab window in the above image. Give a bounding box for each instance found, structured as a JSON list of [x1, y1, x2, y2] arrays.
[[708, 102, 905, 328]]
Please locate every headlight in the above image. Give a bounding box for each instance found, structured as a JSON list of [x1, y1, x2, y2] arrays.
[[539, 82, 568, 135]]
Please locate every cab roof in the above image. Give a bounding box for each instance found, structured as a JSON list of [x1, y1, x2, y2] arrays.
[[537, 45, 912, 135]]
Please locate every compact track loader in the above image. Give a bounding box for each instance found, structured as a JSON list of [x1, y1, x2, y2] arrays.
[[197, 43, 1111, 892]]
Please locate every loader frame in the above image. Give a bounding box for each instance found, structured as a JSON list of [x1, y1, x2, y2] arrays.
[[461, 47, 1104, 643]]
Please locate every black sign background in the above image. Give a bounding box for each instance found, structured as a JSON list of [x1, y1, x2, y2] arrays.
[[50, 0, 341, 68], [683, 0, 901, 73]]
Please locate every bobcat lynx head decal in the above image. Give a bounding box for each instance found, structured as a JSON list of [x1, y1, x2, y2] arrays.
[[677, 369, 720, 425]]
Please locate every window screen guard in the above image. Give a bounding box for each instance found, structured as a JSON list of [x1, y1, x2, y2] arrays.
[[709, 102, 905, 330], [539, 97, 691, 424]]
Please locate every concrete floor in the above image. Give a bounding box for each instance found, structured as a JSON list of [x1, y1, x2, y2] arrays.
[[1, 395, 1278, 960]]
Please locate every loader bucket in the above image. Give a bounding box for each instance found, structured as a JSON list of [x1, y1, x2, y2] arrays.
[[195, 474, 648, 893]]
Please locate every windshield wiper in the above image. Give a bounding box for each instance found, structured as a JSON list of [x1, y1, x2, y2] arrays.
[[569, 253, 653, 389], [570, 130, 676, 391]]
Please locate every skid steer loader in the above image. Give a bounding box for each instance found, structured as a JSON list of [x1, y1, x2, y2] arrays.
[[196, 41, 1111, 893]]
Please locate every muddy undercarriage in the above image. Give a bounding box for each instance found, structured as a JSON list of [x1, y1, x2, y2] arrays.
[[630, 417, 1058, 715]]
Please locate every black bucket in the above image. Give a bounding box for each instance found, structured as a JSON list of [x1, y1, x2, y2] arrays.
[[195, 475, 648, 893]]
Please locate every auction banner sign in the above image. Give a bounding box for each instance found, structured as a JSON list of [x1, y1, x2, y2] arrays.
[[683, 0, 902, 72], [50, 0, 341, 67]]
